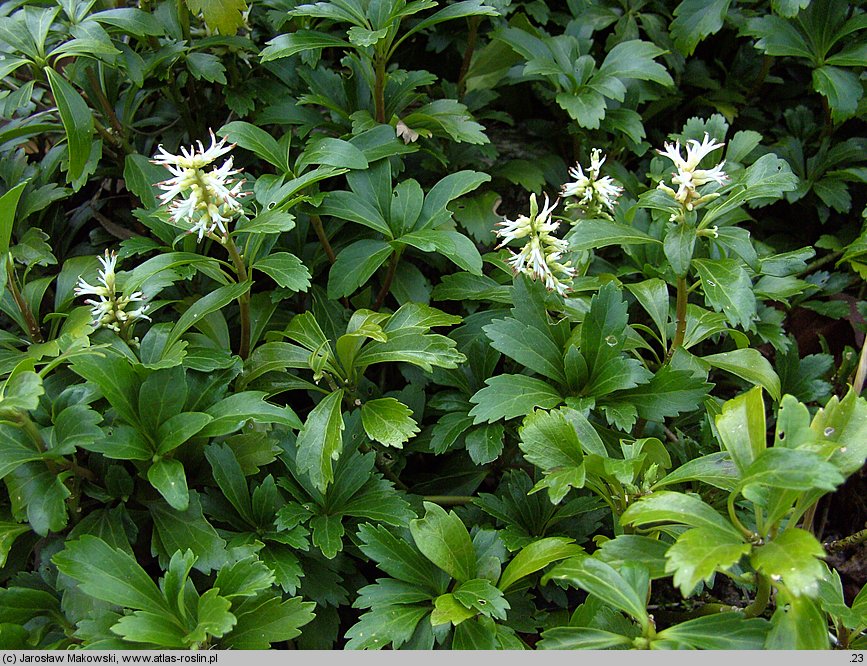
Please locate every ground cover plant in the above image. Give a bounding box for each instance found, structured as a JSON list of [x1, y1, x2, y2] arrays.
[[0, 0, 866, 651]]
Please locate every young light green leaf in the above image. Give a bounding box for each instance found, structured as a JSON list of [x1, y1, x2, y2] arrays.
[[751, 528, 826, 597], [703, 349, 781, 401], [621, 490, 743, 539], [498, 537, 584, 592], [360, 398, 419, 448], [410, 502, 477, 583], [147, 459, 189, 511], [656, 613, 770, 650], [715, 386, 767, 474], [185, 0, 247, 35], [543, 556, 650, 627], [665, 527, 751, 595]]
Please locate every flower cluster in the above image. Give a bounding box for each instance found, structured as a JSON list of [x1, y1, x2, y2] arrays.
[[152, 131, 246, 241], [74, 251, 150, 333], [495, 193, 575, 296], [656, 133, 728, 216], [561, 148, 623, 219]]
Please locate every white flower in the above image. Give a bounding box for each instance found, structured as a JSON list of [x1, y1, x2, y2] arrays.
[[657, 133, 728, 214], [496, 193, 575, 296], [153, 130, 247, 241], [75, 250, 150, 333], [561, 149, 623, 219]]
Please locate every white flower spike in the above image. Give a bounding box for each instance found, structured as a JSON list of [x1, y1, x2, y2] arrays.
[[153, 130, 247, 241], [496, 193, 575, 296], [657, 133, 728, 215], [75, 250, 150, 334], [561, 148, 624, 219]]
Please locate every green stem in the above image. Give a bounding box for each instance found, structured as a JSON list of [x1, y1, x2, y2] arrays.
[[422, 496, 476, 506], [743, 574, 771, 619], [309, 214, 336, 264], [665, 275, 688, 362], [85, 67, 126, 140], [373, 53, 387, 124], [372, 249, 401, 311], [727, 491, 754, 541], [6, 257, 44, 343], [799, 249, 843, 277], [457, 16, 480, 99], [222, 236, 252, 359]]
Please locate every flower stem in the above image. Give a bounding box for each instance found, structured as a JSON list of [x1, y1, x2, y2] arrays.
[[373, 249, 401, 311], [423, 495, 476, 506], [222, 236, 251, 359], [666, 275, 688, 362], [824, 522, 867, 553], [6, 257, 44, 344]]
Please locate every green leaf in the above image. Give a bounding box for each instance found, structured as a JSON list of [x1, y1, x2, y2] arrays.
[[0, 520, 30, 567], [344, 606, 429, 650], [484, 317, 565, 383], [621, 490, 743, 539], [657, 613, 769, 649], [693, 258, 756, 330], [218, 121, 288, 172], [654, 452, 739, 491], [556, 90, 607, 129], [470, 375, 562, 424], [402, 100, 488, 145], [6, 463, 70, 536], [810, 389, 867, 476], [53, 536, 169, 614], [595, 535, 670, 580], [0, 182, 27, 256], [260, 30, 352, 61], [236, 208, 296, 234], [295, 390, 345, 493], [360, 398, 419, 448], [297, 137, 369, 171], [156, 412, 212, 454], [544, 556, 649, 627], [431, 593, 478, 626], [498, 537, 583, 592], [147, 459, 189, 512], [186, 52, 226, 84], [518, 408, 584, 472], [670, 0, 731, 55], [664, 223, 696, 276], [149, 493, 227, 574], [185, 0, 248, 34], [0, 425, 42, 479], [766, 589, 829, 649], [465, 423, 504, 465], [112, 610, 186, 647], [615, 365, 712, 421], [71, 354, 141, 428], [357, 523, 441, 589], [254, 253, 311, 292], [398, 230, 483, 275], [311, 514, 345, 560], [539, 627, 633, 650], [138, 365, 186, 435], [353, 330, 465, 372], [328, 240, 393, 299], [44, 67, 94, 188], [812, 66, 862, 124], [213, 556, 274, 599], [453, 579, 509, 619], [703, 350, 781, 401], [200, 391, 301, 437], [410, 502, 477, 582], [739, 448, 844, 503], [751, 528, 825, 597], [715, 386, 767, 474], [204, 443, 253, 524], [665, 527, 751, 595], [598, 39, 673, 87], [222, 594, 315, 649], [165, 281, 251, 351]]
